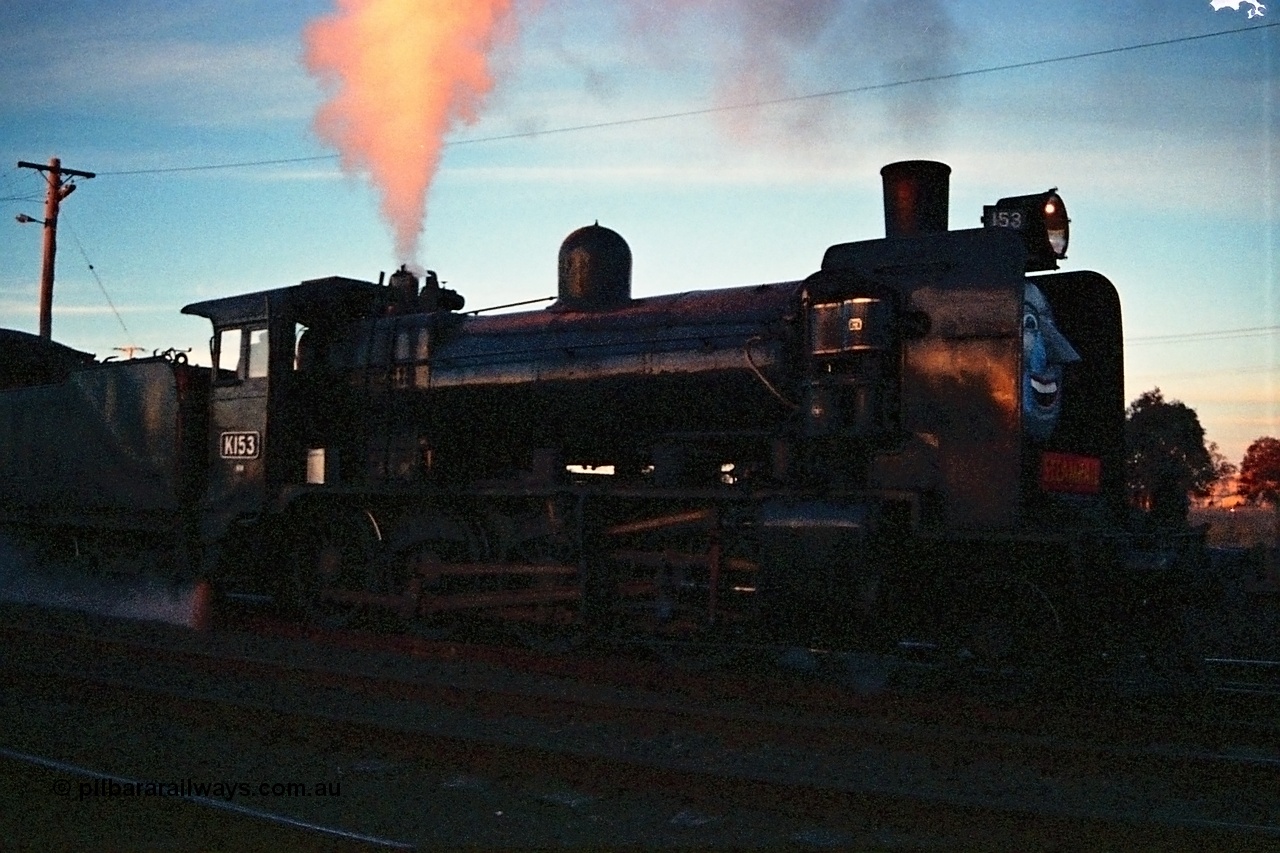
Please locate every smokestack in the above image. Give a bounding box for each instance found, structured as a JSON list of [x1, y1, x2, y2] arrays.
[[880, 160, 951, 238]]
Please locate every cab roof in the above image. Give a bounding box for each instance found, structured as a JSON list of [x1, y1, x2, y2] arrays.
[[181, 276, 387, 328]]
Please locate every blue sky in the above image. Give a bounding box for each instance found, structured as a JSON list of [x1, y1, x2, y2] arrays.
[[0, 0, 1275, 465]]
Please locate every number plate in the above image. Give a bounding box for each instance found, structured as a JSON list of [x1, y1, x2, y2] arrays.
[[983, 205, 1025, 230], [1039, 451, 1101, 495], [220, 431, 260, 459]]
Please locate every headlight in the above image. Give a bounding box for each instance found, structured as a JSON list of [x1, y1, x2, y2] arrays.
[[983, 189, 1070, 272]]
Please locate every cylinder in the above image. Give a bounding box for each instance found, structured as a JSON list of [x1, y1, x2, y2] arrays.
[[880, 160, 951, 238]]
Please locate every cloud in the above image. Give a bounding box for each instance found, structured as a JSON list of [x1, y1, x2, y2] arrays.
[[0, 300, 171, 316], [0, 31, 314, 127], [673, 1, 961, 140], [440, 158, 869, 187], [942, 124, 1272, 217]]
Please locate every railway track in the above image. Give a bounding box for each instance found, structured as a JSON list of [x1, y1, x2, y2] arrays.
[[0, 747, 414, 851], [232, 606, 1280, 749], [1, 603, 1278, 848], [1205, 657, 1280, 697]]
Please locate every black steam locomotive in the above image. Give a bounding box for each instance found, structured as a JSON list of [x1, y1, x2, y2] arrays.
[[0, 161, 1204, 664]]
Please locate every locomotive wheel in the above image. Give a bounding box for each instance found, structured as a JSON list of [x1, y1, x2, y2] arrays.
[[388, 515, 477, 586], [284, 506, 382, 627], [955, 572, 1063, 671]]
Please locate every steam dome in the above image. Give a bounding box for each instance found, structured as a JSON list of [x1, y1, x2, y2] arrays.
[[555, 223, 631, 311]]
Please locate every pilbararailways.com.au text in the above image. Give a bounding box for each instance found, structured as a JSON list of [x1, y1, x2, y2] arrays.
[[62, 777, 341, 802]]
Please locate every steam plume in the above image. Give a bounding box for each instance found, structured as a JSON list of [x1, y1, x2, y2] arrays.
[[305, 0, 514, 263], [304, 1, 958, 260], [623, 0, 960, 140]]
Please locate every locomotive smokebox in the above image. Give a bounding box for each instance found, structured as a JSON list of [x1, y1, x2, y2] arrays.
[[880, 160, 951, 238], [555, 222, 631, 311]]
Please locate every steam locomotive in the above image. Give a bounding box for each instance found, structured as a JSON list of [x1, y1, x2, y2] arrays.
[[0, 161, 1205, 664]]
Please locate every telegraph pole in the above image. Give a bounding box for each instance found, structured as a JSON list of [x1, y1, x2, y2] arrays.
[[16, 157, 95, 340]]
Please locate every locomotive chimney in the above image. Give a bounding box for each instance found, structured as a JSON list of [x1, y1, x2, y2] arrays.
[[388, 264, 419, 309], [880, 160, 951, 238], [386, 264, 464, 313]]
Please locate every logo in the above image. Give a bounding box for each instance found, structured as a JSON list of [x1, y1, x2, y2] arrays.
[[1210, 0, 1265, 18]]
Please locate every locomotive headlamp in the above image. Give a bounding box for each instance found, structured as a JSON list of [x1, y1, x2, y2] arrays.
[[808, 296, 892, 356], [983, 190, 1069, 272]]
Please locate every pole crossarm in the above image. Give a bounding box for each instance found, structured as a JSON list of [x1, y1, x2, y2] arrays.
[[17, 160, 96, 180]]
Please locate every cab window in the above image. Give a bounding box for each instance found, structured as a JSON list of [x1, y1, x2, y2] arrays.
[[214, 326, 268, 382], [215, 328, 242, 382], [247, 328, 269, 379]]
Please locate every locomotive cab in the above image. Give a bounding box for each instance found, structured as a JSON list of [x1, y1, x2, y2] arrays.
[[182, 276, 387, 548]]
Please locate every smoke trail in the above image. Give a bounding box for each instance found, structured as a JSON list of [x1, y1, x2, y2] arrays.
[[303, 1, 958, 259], [621, 0, 961, 141], [305, 0, 515, 263]]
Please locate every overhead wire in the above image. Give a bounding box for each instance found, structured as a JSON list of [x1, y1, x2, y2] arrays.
[[0, 168, 45, 203], [1127, 364, 1278, 380], [58, 210, 135, 345], [1126, 322, 1278, 383], [18, 20, 1278, 364], [1126, 325, 1279, 381], [99, 154, 339, 177], [441, 19, 1280, 149], [92, 20, 1280, 177], [1126, 325, 1280, 345]]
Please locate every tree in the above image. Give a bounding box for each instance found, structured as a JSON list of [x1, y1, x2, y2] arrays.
[[1239, 436, 1280, 505], [1125, 388, 1231, 523]]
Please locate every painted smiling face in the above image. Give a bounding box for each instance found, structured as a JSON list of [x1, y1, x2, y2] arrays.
[[1022, 283, 1080, 442]]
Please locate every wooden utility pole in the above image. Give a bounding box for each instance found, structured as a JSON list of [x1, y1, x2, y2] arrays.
[[16, 157, 95, 340]]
